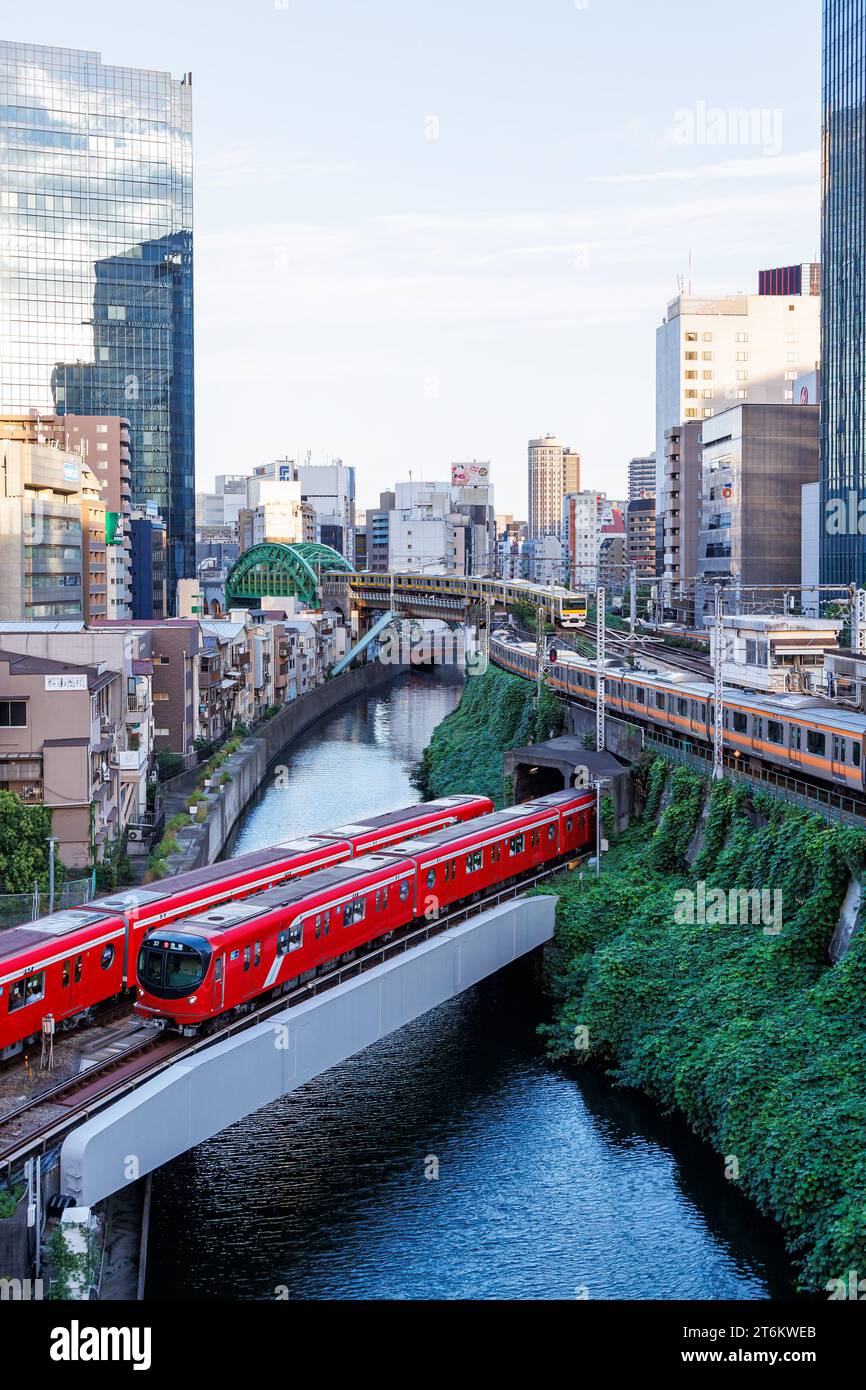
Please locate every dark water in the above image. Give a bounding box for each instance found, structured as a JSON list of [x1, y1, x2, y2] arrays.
[[145, 672, 796, 1300]]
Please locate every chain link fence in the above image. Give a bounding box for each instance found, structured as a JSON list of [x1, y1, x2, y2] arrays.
[[0, 873, 97, 931]]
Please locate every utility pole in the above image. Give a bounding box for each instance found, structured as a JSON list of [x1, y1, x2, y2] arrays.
[[46, 835, 58, 915], [852, 588, 866, 656], [713, 584, 724, 781], [596, 586, 606, 753], [536, 603, 547, 704]]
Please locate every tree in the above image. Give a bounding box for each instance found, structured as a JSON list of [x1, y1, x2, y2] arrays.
[[0, 791, 59, 894]]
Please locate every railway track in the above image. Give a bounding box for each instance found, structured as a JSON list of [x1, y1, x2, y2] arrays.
[[0, 860, 581, 1175]]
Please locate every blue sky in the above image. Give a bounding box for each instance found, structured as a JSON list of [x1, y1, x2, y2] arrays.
[[10, 0, 822, 513]]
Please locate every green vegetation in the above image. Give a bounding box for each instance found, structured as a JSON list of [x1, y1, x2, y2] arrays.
[[0, 792, 64, 896], [156, 749, 186, 782], [0, 1184, 23, 1220], [46, 1222, 100, 1300], [413, 665, 563, 806], [539, 760, 866, 1291]]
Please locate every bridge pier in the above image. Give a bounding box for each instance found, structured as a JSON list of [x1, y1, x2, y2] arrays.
[[60, 895, 556, 1209]]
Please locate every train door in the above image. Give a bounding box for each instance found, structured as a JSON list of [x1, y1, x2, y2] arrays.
[[831, 734, 848, 784], [68, 953, 85, 1011], [789, 723, 803, 770], [212, 953, 226, 1013], [57, 955, 73, 1020]]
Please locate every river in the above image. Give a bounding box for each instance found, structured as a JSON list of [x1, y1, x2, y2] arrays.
[[145, 670, 796, 1300]]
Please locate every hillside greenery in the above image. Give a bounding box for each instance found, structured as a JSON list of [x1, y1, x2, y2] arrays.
[[413, 665, 563, 807], [539, 761, 866, 1291]]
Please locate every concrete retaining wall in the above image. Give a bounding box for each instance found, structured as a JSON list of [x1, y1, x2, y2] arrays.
[[160, 661, 407, 874], [61, 894, 556, 1208]]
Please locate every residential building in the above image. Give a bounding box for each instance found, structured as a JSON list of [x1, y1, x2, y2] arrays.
[[628, 454, 656, 501], [821, 2, 865, 585], [0, 42, 194, 603], [663, 421, 702, 622], [451, 463, 495, 575], [627, 498, 657, 581], [695, 404, 820, 620], [528, 436, 580, 539], [524, 535, 563, 584], [0, 648, 123, 867], [98, 619, 200, 759], [598, 506, 626, 582], [562, 492, 599, 586], [0, 621, 154, 833]]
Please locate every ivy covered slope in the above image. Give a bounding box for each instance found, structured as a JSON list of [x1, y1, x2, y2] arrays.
[[413, 666, 563, 807], [541, 759, 866, 1291]]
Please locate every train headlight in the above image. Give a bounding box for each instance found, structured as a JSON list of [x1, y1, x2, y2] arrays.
[[188, 996, 197, 1004]]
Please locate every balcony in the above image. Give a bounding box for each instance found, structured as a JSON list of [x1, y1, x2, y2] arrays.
[[119, 745, 148, 774]]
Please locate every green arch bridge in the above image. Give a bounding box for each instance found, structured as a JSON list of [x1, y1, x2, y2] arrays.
[[224, 542, 354, 609]]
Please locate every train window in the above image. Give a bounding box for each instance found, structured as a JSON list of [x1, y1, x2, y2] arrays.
[[547, 824, 556, 841], [677, 698, 688, 717], [324, 911, 330, 935], [215, 958, 223, 982], [74, 955, 82, 984], [566, 817, 573, 833], [288, 923, 302, 951], [100, 944, 114, 971], [509, 833, 525, 855], [791, 726, 802, 750], [62, 960, 70, 988], [635, 687, 645, 704], [768, 721, 784, 745], [444, 862, 450, 882], [465, 850, 483, 873], [733, 711, 748, 734], [426, 869, 436, 889], [400, 880, 410, 901], [656, 692, 665, 711], [753, 718, 763, 740], [243, 946, 251, 971], [451, 860, 457, 878], [315, 913, 322, 939], [254, 941, 262, 968], [277, 932, 289, 956], [807, 730, 826, 756], [8, 972, 45, 1012], [855, 744, 862, 768], [834, 736, 845, 763]]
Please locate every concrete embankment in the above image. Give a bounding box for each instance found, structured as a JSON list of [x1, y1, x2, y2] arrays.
[[159, 661, 407, 875]]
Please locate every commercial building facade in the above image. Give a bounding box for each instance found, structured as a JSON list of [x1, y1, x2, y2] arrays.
[[0, 41, 194, 605], [821, 1, 866, 585]]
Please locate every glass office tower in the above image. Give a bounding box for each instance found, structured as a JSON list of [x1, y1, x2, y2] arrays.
[[0, 41, 194, 602], [821, 2, 866, 587]]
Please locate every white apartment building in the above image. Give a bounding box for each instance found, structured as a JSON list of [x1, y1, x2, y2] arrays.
[[655, 273, 821, 531], [528, 436, 580, 539], [562, 491, 599, 585]]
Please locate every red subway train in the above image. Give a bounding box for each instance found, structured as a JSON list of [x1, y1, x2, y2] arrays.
[[0, 795, 492, 1060], [134, 790, 596, 1032]]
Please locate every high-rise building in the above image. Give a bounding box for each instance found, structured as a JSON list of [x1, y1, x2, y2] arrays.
[[528, 436, 580, 539], [656, 271, 821, 588], [130, 506, 168, 621], [821, 2, 865, 585], [628, 454, 656, 501], [695, 403, 819, 620], [0, 41, 194, 605]]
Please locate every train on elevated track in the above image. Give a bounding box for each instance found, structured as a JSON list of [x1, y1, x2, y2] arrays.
[[0, 796, 493, 1061], [493, 637, 866, 795], [134, 789, 596, 1033]]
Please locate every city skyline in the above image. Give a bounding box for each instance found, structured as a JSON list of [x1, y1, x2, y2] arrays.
[[0, 1, 821, 515]]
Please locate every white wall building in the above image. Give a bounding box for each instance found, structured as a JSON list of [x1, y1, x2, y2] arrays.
[[656, 275, 821, 567]]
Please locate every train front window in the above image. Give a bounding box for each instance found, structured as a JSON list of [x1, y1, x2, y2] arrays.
[[138, 937, 211, 998]]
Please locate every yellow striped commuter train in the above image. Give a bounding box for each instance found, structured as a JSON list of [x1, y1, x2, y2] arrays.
[[492, 638, 866, 793]]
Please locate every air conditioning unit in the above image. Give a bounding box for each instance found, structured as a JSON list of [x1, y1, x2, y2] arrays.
[[127, 828, 145, 843]]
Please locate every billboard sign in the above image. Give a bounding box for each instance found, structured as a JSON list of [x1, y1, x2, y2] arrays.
[[451, 462, 490, 487]]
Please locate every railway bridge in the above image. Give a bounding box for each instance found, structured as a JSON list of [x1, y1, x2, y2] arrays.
[[50, 894, 555, 1209]]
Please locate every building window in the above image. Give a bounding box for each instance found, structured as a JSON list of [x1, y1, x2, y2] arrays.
[[0, 701, 27, 728]]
